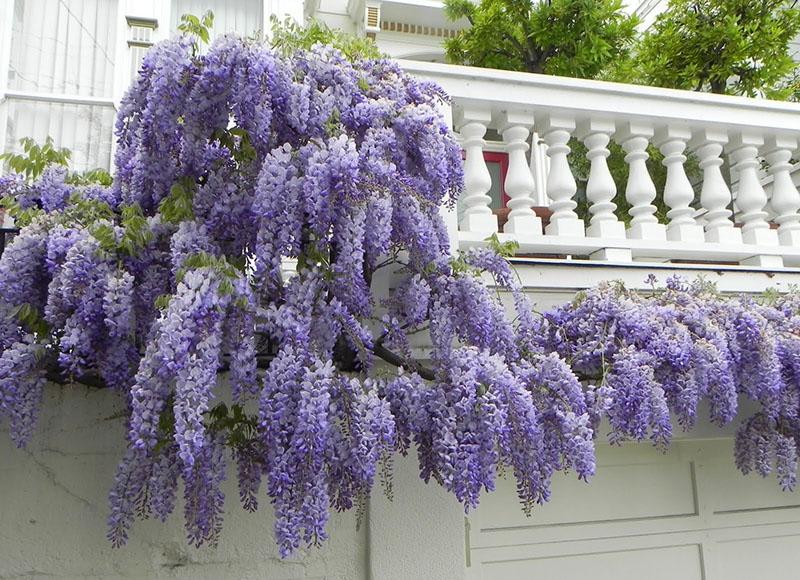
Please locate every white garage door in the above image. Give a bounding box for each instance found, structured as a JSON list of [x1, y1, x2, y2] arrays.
[[465, 439, 800, 580]]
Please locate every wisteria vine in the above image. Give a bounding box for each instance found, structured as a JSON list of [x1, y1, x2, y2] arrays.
[[1, 32, 800, 557]]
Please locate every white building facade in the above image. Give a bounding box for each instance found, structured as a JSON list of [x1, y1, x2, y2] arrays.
[[4, 1, 800, 579]]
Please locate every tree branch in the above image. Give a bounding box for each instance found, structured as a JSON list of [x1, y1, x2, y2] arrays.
[[371, 342, 436, 381], [45, 367, 106, 389], [45, 351, 279, 390]]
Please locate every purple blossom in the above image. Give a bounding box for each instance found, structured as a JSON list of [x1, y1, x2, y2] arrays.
[[148, 442, 181, 521], [4, 31, 800, 559], [183, 432, 227, 547], [0, 337, 47, 446]]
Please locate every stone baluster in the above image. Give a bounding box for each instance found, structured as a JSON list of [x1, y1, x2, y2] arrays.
[[529, 131, 550, 207], [728, 132, 781, 267], [578, 119, 630, 261], [617, 123, 666, 241], [691, 129, 741, 244], [764, 135, 800, 246], [541, 114, 584, 237], [456, 107, 498, 235], [655, 126, 705, 243], [500, 111, 542, 237]]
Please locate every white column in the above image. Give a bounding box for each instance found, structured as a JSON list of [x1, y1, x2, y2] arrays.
[[500, 111, 542, 237], [158, 0, 173, 40], [692, 129, 741, 245], [577, 119, 630, 261], [764, 135, 800, 247], [655, 126, 705, 243], [529, 131, 549, 207], [577, 120, 623, 237], [114, 1, 131, 107], [0, 0, 13, 100], [729, 132, 781, 267], [456, 107, 498, 236], [617, 123, 666, 241], [541, 114, 584, 238]]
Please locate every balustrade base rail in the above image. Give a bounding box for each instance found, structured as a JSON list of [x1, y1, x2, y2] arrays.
[[459, 231, 800, 268]]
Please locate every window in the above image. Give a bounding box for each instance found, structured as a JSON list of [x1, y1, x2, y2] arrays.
[[484, 151, 509, 209], [8, 0, 117, 97], [3, 0, 117, 171], [171, 0, 263, 39], [127, 17, 157, 81]]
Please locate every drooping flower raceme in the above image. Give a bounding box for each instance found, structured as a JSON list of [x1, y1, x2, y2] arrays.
[[541, 279, 800, 490], [1, 32, 799, 558]]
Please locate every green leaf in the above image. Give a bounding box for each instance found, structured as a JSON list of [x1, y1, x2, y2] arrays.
[[219, 278, 234, 296], [485, 233, 519, 258], [159, 180, 195, 224], [91, 223, 118, 253], [0, 137, 70, 182], [13, 303, 50, 337], [269, 15, 382, 61], [154, 294, 172, 311], [177, 10, 215, 51]]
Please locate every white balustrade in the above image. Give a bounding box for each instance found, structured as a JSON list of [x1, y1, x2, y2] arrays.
[[618, 123, 666, 242], [541, 114, 585, 238], [692, 129, 741, 245], [457, 107, 497, 236], [401, 60, 800, 269], [529, 131, 550, 207], [500, 111, 542, 237], [764, 136, 800, 247], [578, 119, 630, 261], [655, 126, 705, 243], [729, 133, 782, 267]]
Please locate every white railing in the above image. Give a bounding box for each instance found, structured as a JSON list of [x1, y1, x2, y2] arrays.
[[401, 60, 800, 269]]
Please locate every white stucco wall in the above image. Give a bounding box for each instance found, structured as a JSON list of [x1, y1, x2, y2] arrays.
[[0, 383, 467, 580], [3, 268, 800, 580], [0, 385, 368, 579]]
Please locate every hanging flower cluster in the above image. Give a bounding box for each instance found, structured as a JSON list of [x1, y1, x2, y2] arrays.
[[0, 35, 593, 556], [0, 32, 799, 557], [541, 277, 800, 491]]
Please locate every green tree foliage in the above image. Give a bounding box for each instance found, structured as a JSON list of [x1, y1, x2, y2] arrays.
[[440, 1, 708, 221], [443, 0, 638, 78], [631, 0, 800, 97], [269, 15, 381, 60]]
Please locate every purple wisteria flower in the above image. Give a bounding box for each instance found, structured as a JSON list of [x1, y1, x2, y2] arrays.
[[2, 29, 800, 559]]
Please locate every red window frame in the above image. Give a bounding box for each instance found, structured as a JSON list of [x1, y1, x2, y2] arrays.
[[460, 150, 511, 207], [483, 151, 510, 206]]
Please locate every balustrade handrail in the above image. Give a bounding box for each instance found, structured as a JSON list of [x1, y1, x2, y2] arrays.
[[399, 60, 800, 270], [399, 60, 800, 133]]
